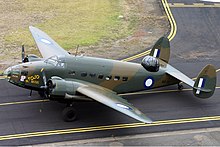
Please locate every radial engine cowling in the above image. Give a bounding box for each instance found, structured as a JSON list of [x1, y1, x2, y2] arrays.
[[141, 56, 160, 72], [46, 78, 76, 99]]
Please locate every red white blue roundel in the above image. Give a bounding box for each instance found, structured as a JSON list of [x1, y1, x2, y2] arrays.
[[144, 77, 154, 88]]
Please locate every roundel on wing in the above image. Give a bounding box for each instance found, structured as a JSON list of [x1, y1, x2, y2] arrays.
[[144, 76, 154, 88], [40, 38, 52, 45]]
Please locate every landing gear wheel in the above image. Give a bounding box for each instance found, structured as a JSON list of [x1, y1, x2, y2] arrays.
[[62, 107, 78, 122], [66, 102, 74, 107], [38, 91, 45, 98], [178, 83, 183, 90]]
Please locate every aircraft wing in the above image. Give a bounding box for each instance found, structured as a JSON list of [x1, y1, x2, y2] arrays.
[[76, 83, 152, 123], [29, 26, 70, 58], [165, 64, 195, 87]]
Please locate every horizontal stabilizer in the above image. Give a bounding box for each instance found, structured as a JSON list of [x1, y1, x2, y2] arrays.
[[166, 64, 216, 98], [165, 63, 195, 87], [193, 87, 212, 93]]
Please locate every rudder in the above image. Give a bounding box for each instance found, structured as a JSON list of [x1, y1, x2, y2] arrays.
[[193, 64, 216, 98], [150, 37, 170, 63]]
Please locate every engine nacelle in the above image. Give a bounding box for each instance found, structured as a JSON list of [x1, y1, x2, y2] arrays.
[[46, 78, 75, 99], [46, 78, 90, 101], [141, 56, 160, 72], [23, 54, 42, 63]]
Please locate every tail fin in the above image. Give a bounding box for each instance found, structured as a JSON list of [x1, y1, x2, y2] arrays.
[[193, 64, 216, 98], [150, 37, 170, 63]]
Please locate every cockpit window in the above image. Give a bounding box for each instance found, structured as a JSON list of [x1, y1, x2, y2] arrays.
[[11, 65, 20, 75], [44, 56, 65, 67], [12, 68, 20, 75], [28, 54, 40, 58]]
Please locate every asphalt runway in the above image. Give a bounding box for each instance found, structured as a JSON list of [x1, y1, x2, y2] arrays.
[[0, 0, 220, 145]]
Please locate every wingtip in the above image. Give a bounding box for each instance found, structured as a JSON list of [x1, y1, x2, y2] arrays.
[[145, 119, 153, 124], [29, 26, 38, 32], [141, 117, 153, 124], [29, 26, 35, 32]]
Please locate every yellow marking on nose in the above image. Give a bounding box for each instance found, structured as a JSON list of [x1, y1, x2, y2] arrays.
[[40, 68, 44, 72]]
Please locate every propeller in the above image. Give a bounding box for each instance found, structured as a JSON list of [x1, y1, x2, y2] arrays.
[[21, 45, 29, 63], [41, 69, 47, 89], [22, 45, 25, 62], [40, 68, 57, 97], [39, 68, 49, 112]]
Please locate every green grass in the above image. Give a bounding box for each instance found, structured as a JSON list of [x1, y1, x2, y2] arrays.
[[4, 0, 135, 52]]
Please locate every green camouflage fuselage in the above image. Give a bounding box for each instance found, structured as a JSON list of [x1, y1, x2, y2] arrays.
[[7, 55, 179, 94]]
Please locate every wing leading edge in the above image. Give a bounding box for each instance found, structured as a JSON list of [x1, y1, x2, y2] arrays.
[[29, 26, 70, 58], [76, 82, 152, 124]]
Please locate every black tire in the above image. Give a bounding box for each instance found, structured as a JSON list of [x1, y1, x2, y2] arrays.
[[38, 91, 45, 98], [178, 83, 183, 90], [62, 107, 78, 122]]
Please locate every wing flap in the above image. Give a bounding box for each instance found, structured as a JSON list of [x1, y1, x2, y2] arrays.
[[29, 26, 70, 58], [76, 85, 152, 123]]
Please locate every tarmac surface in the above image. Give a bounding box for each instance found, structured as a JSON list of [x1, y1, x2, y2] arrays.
[[0, 0, 220, 146], [36, 127, 220, 146]]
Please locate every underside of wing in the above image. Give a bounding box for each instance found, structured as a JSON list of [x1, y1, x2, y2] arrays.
[[165, 64, 195, 87], [29, 26, 70, 58], [76, 83, 152, 123]]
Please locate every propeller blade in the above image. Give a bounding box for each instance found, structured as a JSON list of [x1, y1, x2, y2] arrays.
[[40, 68, 47, 88], [40, 68, 50, 99], [22, 45, 25, 62], [42, 71, 47, 86]]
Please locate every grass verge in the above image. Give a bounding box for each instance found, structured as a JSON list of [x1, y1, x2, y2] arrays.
[[4, 0, 135, 54]]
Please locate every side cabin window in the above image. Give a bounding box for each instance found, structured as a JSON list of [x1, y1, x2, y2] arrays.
[[89, 73, 96, 78], [69, 70, 76, 76], [114, 76, 120, 81], [81, 72, 87, 77], [79, 72, 128, 82], [98, 74, 104, 79], [122, 77, 128, 81], [106, 76, 112, 81]]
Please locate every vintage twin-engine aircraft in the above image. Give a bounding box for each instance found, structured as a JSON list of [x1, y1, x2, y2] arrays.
[[3, 26, 216, 123]]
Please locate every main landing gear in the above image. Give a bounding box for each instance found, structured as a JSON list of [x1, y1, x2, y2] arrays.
[[62, 103, 78, 122], [178, 83, 183, 90]]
